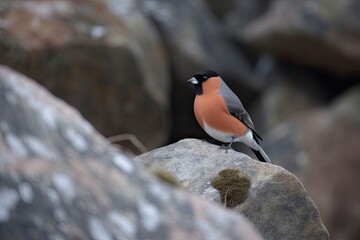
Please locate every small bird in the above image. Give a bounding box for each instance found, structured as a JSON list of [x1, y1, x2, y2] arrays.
[[187, 70, 271, 163]]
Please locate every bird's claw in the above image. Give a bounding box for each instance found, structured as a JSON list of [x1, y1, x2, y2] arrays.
[[219, 144, 232, 153]]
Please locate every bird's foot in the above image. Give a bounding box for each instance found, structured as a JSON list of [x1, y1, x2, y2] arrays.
[[219, 144, 232, 153]]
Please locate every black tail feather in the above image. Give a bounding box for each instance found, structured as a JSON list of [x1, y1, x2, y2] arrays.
[[251, 148, 268, 163], [250, 148, 266, 162]]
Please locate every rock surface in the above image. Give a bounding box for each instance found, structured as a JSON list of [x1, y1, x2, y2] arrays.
[[134, 138, 329, 240], [240, 0, 360, 75], [259, 66, 328, 129], [264, 85, 360, 240], [0, 0, 170, 149], [212, 0, 272, 31], [0, 65, 264, 240]]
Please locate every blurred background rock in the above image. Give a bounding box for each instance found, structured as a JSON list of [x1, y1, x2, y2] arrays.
[[0, 0, 359, 239]]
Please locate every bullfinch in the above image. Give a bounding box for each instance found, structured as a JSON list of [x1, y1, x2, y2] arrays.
[[187, 70, 271, 163]]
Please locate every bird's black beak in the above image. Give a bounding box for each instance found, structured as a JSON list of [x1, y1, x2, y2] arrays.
[[187, 77, 198, 84]]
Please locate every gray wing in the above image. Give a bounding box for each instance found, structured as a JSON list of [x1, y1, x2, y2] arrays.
[[218, 78, 263, 141]]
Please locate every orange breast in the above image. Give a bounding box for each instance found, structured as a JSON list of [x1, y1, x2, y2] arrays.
[[194, 93, 248, 137]]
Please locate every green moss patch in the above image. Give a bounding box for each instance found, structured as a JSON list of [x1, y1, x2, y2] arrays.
[[154, 170, 181, 187], [211, 168, 251, 208]]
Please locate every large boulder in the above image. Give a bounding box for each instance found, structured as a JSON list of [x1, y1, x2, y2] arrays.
[[134, 138, 329, 240], [258, 65, 328, 130], [0, 65, 264, 239], [205, 0, 272, 31], [240, 0, 360, 76], [0, 0, 170, 149], [264, 85, 360, 240]]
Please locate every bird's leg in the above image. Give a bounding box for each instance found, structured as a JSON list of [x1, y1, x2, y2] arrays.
[[202, 138, 216, 144], [219, 137, 235, 153]]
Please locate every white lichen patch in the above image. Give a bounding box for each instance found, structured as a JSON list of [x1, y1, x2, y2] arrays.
[[40, 107, 57, 130], [88, 216, 112, 240], [18, 182, 34, 203], [137, 199, 160, 232], [202, 186, 218, 200], [148, 184, 171, 202], [64, 127, 88, 151], [143, 0, 176, 28], [0, 187, 19, 222], [52, 173, 76, 203], [24, 135, 55, 160], [113, 154, 134, 174], [106, 0, 135, 16], [47, 188, 61, 205], [90, 25, 107, 39], [107, 211, 137, 239], [24, 93, 58, 130], [5, 133, 28, 158], [79, 121, 94, 135]]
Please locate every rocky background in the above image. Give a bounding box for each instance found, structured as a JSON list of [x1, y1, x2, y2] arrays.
[[0, 0, 359, 239]]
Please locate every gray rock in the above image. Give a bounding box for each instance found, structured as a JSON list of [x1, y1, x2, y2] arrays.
[[264, 85, 360, 240], [135, 138, 329, 240], [259, 67, 328, 130], [0, 0, 170, 149], [0, 65, 263, 240], [211, 0, 272, 31], [203, 0, 237, 20], [240, 0, 360, 75]]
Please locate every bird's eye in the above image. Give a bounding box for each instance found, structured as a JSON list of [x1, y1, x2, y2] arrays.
[[203, 76, 208, 79]]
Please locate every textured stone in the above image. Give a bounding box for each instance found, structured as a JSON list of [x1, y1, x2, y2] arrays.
[[0, 0, 170, 149], [214, 0, 272, 31], [0, 65, 263, 240], [240, 0, 360, 75], [264, 85, 360, 240], [135, 138, 329, 240], [259, 66, 328, 129]]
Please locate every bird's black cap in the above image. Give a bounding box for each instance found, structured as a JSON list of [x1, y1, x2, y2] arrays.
[[192, 70, 219, 79]]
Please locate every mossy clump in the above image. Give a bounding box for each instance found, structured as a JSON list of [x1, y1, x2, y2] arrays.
[[211, 168, 251, 208], [154, 170, 181, 187]]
